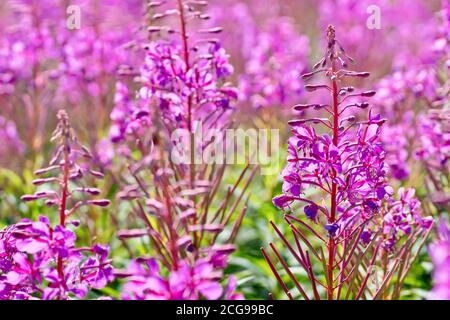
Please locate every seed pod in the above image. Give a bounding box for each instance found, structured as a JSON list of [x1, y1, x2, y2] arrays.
[[361, 90, 376, 97], [32, 178, 57, 186], [21, 195, 38, 202], [89, 199, 111, 207]]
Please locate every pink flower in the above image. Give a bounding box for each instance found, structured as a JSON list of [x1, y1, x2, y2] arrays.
[[120, 257, 237, 300], [0, 216, 113, 300]]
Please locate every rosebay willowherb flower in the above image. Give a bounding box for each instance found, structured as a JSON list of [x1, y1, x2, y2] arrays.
[[0, 115, 24, 167], [318, 0, 438, 71], [371, 0, 449, 184], [0, 110, 113, 300], [110, 1, 238, 145], [239, 17, 309, 112], [263, 26, 432, 300], [0, 0, 144, 159], [373, 68, 440, 181], [114, 0, 254, 300], [414, 2, 450, 212], [207, 2, 310, 124], [416, 108, 450, 213]]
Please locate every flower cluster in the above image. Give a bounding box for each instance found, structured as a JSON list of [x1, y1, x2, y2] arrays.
[[381, 188, 433, 250], [318, 0, 438, 69], [416, 110, 450, 174], [273, 30, 388, 239], [370, 0, 449, 182], [114, 0, 250, 300], [2, 0, 143, 97], [0, 0, 61, 91], [110, 7, 238, 146], [109, 81, 151, 144], [277, 112, 389, 215], [0, 0, 144, 157], [138, 40, 236, 129], [54, 0, 145, 105], [265, 26, 431, 300], [119, 255, 242, 300], [239, 17, 309, 110], [372, 68, 440, 180], [0, 110, 113, 300], [0, 217, 112, 300], [2, 0, 447, 302]]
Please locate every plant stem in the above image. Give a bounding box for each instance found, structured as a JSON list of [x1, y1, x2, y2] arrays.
[[176, 0, 195, 179], [176, 0, 192, 133], [57, 142, 70, 293], [328, 59, 339, 300], [177, 0, 198, 248], [59, 146, 69, 226]]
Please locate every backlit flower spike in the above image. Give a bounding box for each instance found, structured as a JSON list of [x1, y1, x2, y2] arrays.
[[264, 25, 432, 300], [0, 0, 144, 162], [318, 0, 439, 69], [239, 17, 310, 111], [115, 0, 250, 300], [111, 0, 238, 137], [21, 110, 110, 224], [1, 111, 113, 300], [369, 0, 449, 183]]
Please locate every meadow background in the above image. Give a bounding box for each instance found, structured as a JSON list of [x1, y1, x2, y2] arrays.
[[0, 0, 448, 300]]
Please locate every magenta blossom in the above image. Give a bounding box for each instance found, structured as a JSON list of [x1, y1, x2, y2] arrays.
[[264, 25, 432, 300], [382, 188, 433, 250], [0, 216, 113, 300], [239, 17, 309, 110], [120, 257, 240, 300], [0, 116, 24, 165]]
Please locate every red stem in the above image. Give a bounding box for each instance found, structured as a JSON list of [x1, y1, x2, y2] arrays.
[[177, 0, 198, 248], [327, 60, 339, 300], [176, 0, 193, 132], [59, 149, 69, 226], [56, 145, 70, 294], [261, 247, 294, 300]]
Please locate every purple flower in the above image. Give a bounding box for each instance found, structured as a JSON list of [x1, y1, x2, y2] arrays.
[[0, 111, 113, 300], [318, 0, 438, 68], [239, 17, 309, 110], [304, 204, 318, 221], [0, 116, 24, 166], [265, 25, 432, 300], [120, 257, 236, 300], [115, 0, 245, 302], [382, 188, 433, 250], [360, 230, 372, 245], [272, 195, 295, 209], [0, 216, 113, 300], [324, 223, 339, 237]]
